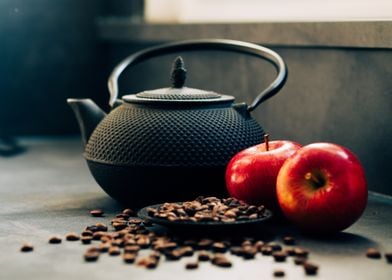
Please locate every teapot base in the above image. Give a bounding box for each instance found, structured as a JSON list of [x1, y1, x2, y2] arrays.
[[86, 160, 229, 208]]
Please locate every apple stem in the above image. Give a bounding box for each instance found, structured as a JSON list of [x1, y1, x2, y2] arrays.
[[305, 172, 323, 187], [264, 134, 269, 151]]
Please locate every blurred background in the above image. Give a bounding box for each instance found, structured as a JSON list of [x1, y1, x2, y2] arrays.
[[0, 0, 391, 194]]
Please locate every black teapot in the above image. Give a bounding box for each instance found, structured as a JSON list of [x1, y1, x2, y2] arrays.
[[68, 39, 287, 206]]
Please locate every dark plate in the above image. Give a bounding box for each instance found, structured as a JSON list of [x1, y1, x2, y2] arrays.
[[137, 203, 273, 232]]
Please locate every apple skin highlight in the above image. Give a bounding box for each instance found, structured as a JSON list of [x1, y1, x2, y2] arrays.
[[225, 141, 302, 211], [276, 143, 368, 233]]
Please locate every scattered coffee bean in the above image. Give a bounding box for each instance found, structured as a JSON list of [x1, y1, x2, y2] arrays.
[[137, 256, 158, 269], [294, 248, 309, 258], [212, 242, 228, 253], [366, 248, 381, 259], [303, 262, 319, 275], [98, 242, 110, 253], [211, 254, 232, 267], [273, 270, 285, 277], [48, 236, 62, 244], [294, 257, 307, 265], [283, 236, 295, 245], [129, 218, 142, 225], [84, 250, 99, 262], [108, 246, 121, 256], [254, 240, 265, 250], [90, 209, 104, 217], [273, 251, 287, 262], [81, 230, 93, 237], [81, 236, 92, 245], [198, 239, 214, 249], [285, 247, 296, 256], [123, 253, 136, 263], [20, 243, 34, 252], [385, 253, 392, 263], [149, 251, 161, 260], [242, 246, 258, 259], [198, 251, 211, 261], [122, 208, 134, 216], [185, 262, 199, 269], [95, 223, 108, 232], [124, 245, 140, 253], [261, 246, 273, 256], [268, 242, 282, 251], [66, 232, 80, 241]]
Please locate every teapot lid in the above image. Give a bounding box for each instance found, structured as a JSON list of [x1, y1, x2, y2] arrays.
[[122, 57, 234, 105]]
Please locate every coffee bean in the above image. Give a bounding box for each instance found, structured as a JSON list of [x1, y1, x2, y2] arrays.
[[108, 246, 121, 256], [90, 209, 104, 217], [165, 249, 183, 260], [149, 251, 161, 260], [95, 223, 108, 232], [129, 218, 142, 225], [261, 246, 273, 256], [98, 242, 111, 253], [92, 231, 105, 241], [212, 242, 228, 253], [198, 239, 214, 249], [294, 248, 309, 258], [84, 251, 99, 262], [112, 222, 127, 231], [123, 253, 136, 263], [272, 251, 287, 262], [211, 254, 232, 267], [385, 253, 392, 263], [254, 240, 265, 250], [81, 230, 93, 237], [124, 245, 140, 253], [137, 256, 158, 269], [122, 208, 134, 216], [185, 262, 199, 269], [285, 247, 296, 256], [294, 257, 306, 265], [66, 232, 80, 241], [20, 243, 34, 252], [268, 242, 282, 251], [115, 213, 130, 220], [303, 262, 319, 275], [48, 236, 62, 244], [273, 270, 285, 277], [283, 236, 295, 245], [198, 251, 210, 261], [366, 248, 381, 259], [179, 246, 194, 256], [230, 246, 243, 256], [241, 246, 257, 259]]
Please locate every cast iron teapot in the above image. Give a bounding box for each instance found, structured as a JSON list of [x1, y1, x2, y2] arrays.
[[68, 39, 287, 206]]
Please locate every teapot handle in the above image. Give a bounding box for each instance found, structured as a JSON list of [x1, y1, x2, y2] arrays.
[[108, 39, 287, 112]]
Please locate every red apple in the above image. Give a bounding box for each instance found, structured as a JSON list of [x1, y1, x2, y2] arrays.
[[225, 137, 301, 211], [276, 143, 367, 233]]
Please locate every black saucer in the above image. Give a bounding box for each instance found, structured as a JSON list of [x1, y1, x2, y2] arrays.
[[137, 203, 273, 233]]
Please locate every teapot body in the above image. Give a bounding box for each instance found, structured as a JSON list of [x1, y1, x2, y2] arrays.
[[68, 39, 288, 207], [84, 102, 264, 206]]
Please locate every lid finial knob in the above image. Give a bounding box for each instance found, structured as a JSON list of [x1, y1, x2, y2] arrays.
[[171, 56, 187, 88]]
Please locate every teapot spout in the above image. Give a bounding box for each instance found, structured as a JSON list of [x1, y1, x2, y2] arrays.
[[67, 98, 106, 146]]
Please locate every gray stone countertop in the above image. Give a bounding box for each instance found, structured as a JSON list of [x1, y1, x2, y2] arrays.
[[0, 137, 391, 280]]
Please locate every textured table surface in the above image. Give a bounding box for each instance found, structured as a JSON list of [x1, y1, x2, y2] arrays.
[[0, 137, 391, 280]]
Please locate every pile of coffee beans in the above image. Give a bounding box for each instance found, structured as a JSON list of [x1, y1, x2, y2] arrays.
[[19, 196, 392, 277], [148, 197, 268, 223]]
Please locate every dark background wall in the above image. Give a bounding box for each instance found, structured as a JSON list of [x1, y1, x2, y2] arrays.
[[0, 0, 110, 136], [0, 1, 391, 195]]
